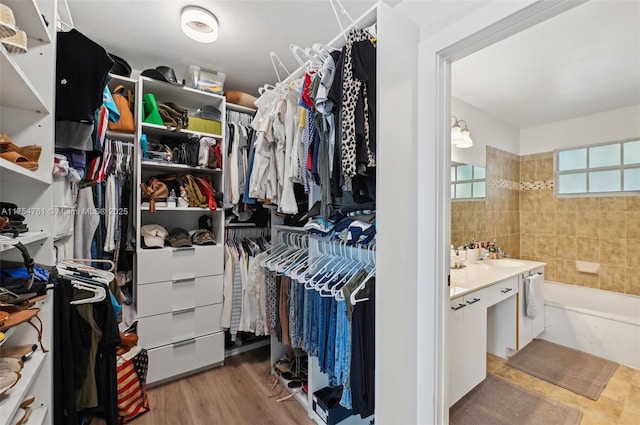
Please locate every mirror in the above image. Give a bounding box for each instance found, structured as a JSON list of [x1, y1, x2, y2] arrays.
[[450, 161, 487, 249]]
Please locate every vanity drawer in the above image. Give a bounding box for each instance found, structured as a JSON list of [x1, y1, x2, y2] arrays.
[[137, 245, 224, 284], [136, 274, 223, 318], [138, 303, 223, 349], [485, 276, 518, 307], [147, 332, 225, 385]]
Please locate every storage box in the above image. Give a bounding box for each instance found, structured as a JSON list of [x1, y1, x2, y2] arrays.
[[187, 66, 226, 94], [312, 386, 353, 425], [187, 116, 221, 136]]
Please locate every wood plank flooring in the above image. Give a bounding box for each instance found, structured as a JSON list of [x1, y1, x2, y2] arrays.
[[132, 346, 313, 425]]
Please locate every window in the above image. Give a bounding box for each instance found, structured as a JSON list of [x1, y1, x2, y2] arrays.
[[555, 139, 640, 195], [451, 163, 486, 199]]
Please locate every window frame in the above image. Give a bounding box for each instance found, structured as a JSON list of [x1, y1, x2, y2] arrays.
[[554, 138, 640, 197], [451, 162, 486, 200]]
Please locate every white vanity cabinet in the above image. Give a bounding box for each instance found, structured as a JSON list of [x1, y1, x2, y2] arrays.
[[448, 291, 488, 407]]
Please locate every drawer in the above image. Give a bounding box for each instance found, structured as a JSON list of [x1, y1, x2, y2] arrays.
[[138, 303, 223, 349], [147, 332, 225, 384], [137, 275, 223, 317], [485, 276, 518, 307], [137, 245, 224, 284]]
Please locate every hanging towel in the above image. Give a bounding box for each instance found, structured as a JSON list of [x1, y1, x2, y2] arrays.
[[525, 274, 543, 318]]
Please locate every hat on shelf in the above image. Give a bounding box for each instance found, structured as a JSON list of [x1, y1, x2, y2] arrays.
[[140, 224, 168, 249], [108, 53, 132, 77], [0, 4, 17, 39], [141, 66, 184, 86], [1, 28, 27, 55], [191, 229, 216, 246], [167, 228, 192, 248]]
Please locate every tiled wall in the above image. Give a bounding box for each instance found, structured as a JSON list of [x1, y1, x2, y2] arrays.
[[451, 200, 486, 249], [486, 146, 521, 259], [519, 152, 640, 296]]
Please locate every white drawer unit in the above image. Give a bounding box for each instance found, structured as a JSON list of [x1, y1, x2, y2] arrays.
[[136, 245, 224, 284], [485, 276, 518, 307], [146, 332, 225, 385], [136, 274, 223, 317], [138, 303, 223, 349]]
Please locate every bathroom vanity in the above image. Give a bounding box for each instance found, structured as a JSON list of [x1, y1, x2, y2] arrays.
[[448, 258, 545, 406]]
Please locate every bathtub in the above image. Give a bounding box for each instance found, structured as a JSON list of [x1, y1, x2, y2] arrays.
[[540, 281, 640, 369]]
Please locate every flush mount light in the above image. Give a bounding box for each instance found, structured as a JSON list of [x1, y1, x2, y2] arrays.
[[181, 6, 218, 43], [451, 116, 473, 148]]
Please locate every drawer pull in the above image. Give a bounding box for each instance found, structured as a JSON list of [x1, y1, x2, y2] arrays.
[[173, 247, 195, 252], [173, 338, 196, 348], [172, 307, 195, 316], [466, 298, 480, 305], [451, 303, 467, 311], [501, 287, 513, 293], [172, 277, 195, 284]]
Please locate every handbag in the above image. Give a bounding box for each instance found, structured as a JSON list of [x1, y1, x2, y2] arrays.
[[108, 85, 135, 133], [140, 176, 169, 213], [173, 136, 200, 166], [0, 242, 48, 298], [208, 143, 222, 169], [157, 102, 189, 131], [181, 174, 207, 208], [195, 175, 218, 211], [117, 346, 150, 424]]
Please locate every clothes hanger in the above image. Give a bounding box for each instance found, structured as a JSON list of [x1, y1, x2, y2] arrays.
[[289, 44, 309, 67], [270, 51, 290, 83], [69, 278, 107, 305]]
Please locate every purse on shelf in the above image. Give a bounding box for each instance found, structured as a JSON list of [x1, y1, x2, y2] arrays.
[[140, 176, 169, 213], [195, 175, 219, 211], [181, 174, 207, 208], [108, 85, 135, 133], [173, 136, 199, 167], [157, 102, 189, 131]]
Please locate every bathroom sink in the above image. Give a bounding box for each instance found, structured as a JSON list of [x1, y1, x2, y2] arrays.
[[487, 259, 525, 268]]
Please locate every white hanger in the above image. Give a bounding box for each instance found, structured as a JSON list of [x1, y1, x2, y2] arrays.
[[290, 44, 309, 67], [69, 279, 107, 305], [329, 0, 358, 42], [270, 51, 290, 83]]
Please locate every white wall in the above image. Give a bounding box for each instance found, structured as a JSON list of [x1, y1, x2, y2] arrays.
[[452, 97, 520, 166], [520, 104, 640, 155]]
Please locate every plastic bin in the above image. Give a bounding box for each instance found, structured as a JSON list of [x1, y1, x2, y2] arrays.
[[187, 66, 226, 94]]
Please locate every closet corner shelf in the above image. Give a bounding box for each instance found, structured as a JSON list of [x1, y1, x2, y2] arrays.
[[0, 160, 51, 185], [3, 0, 52, 45], [26, 405, 49, 425], [0, 350, 46, 425], [0, 232, 50, 253], [140, 160, 222, 173], [140, 77, 225, 108], [0, 48, 49, 114], [141, 123, 222, 140]]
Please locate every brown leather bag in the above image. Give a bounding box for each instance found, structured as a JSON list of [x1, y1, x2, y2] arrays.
[[140, 176, 168, 213], [108, 85, 135, 133]]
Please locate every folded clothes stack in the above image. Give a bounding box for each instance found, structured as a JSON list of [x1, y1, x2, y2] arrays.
[[303, 202, 376, 245], [0, 202, 29, 235]]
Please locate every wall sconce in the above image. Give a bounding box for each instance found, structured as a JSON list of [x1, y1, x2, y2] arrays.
[[181, 6, 219, 43], [451, 116, 473, 148]]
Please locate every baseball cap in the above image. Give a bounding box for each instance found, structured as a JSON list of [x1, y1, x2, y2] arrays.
[[192, 229, 216, 245], [140, 224, 168, 248], [167, 227, 192, 248]]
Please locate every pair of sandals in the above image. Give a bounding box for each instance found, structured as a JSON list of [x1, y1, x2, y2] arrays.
[[0, 357, 24, 396], [0, 134, 41, 171]]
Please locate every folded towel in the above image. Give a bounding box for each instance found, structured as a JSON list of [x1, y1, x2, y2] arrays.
[[525, 274, 543, 318]]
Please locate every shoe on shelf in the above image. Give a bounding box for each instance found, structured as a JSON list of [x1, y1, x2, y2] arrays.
[[0, 370, 21, 395], [0, 134, 41, 170], [13, 406, 32, 425], [0, 357, 24, 372], [20, 394, 35, 408]]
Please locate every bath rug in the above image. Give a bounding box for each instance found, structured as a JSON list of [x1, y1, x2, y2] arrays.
[[506, 338, 618, 400], [450, 374, 582, 425]]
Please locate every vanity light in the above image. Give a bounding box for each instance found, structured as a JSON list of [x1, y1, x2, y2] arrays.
[[181, 6, 219, 43], [451, 116, 473, 148]]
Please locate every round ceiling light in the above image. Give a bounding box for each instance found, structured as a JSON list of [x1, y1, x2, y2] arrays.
[[181, 6, 218, 43]]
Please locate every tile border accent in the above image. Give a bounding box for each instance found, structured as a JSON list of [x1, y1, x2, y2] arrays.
[[487, 177, 520, 190], [521, 180, 554, 190]]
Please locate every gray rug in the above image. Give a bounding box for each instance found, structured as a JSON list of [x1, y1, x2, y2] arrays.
[[450, 374, 583, 425], [506, 338, 618, 400]]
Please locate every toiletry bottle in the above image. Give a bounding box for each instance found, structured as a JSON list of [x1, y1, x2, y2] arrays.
[[168, 189, 177, 208]]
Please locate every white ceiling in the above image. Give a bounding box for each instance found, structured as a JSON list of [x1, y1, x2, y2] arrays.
[[452, 0, 640, 129], [66, 1, 640, 129]]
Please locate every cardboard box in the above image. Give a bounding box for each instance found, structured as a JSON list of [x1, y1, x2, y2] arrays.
[[187, 116, 221, 136]]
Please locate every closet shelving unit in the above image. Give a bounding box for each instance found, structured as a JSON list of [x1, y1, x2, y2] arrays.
[[263, 3, 378, 424], [0, 0, 57, 424], [134, 76, 226, 385]]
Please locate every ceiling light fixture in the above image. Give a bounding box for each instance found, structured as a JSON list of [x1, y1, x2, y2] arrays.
[[181, 6, 219, 43], [451, 116, 473, 148]]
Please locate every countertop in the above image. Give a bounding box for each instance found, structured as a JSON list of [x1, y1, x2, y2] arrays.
[[449, 258, 546, 299]]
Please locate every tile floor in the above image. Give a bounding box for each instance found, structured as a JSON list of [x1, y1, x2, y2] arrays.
[[487, 353, 640, 425]]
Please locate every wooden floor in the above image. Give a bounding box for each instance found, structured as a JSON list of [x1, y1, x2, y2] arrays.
[[132, 346, 313, 425], [487, 353, 640, 425], [130, 345, 639, 424]]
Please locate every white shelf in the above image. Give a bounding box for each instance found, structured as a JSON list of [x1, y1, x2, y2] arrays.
[[226, 102, 257, 114], [140, 76, 225, 109], [2, 1, 51, 45], [0, 48, 49, 114], [140, 206, 222, 212], [105, 130, 136, 141], [0, 350, 46, 425], [0, 328, 15, 347], [272, 225, 308, 233], [141, 122, 222, 140], [25, 404, 48, 425], [0, 159, 51, 185], [277, 374, 308, 408], [0, 232, 50, 253], [141, 160, 222, 173]]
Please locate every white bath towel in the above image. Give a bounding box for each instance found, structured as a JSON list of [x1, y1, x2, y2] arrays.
[[525, 274, 543, 318]]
